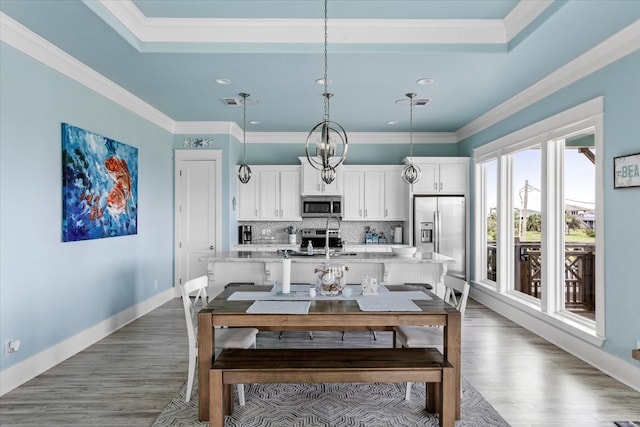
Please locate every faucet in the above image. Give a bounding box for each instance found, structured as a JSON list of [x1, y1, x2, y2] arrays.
[[325, 213, 341, 260]]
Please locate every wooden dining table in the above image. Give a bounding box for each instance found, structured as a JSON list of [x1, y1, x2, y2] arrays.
[[197, 284, 461, 421]]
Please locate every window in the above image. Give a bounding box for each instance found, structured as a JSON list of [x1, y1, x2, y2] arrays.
[[473, 98, 604, 342], [511, 147, 542, 301], [561, 131, 596, 321], [477, 159, 498, 284]]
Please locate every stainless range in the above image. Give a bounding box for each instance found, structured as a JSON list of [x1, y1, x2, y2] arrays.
[[300, 228, 343, 251]]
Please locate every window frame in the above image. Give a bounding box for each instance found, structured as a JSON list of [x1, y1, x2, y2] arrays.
[[473, 98, 605, 345]]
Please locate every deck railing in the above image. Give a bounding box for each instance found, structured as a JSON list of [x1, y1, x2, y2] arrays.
[[486, 242, 595, 313]]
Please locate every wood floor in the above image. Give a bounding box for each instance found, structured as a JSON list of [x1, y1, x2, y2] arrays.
[[0, 298, 638, 426]]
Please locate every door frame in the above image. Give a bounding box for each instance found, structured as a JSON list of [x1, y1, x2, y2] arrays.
[[174, 149, 222, 293]]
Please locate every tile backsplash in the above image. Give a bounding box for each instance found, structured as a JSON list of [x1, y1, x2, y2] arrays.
[[239, 219, 408, 246]]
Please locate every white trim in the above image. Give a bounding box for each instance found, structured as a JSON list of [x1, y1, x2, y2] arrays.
[[97, 0, 516, 47], [0, 288, 175, 396], [472, 97, 604, 158], [470, 287, 640, 392], [457, 21, 640, 141], [503, 0, 554, 42], [0, 12, 175, 133]]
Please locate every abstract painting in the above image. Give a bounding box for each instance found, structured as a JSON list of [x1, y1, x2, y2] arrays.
[[62, 123, 138, 242]]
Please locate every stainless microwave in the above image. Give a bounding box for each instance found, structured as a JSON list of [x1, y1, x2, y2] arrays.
[[301, 196, 342, 218]]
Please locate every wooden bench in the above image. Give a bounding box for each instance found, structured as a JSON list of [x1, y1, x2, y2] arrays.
[[209, 347, 454, 427]]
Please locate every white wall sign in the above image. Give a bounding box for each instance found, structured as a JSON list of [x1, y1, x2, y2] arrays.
[[613, 152, 640, 189]]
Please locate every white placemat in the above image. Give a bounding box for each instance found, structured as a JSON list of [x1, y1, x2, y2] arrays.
[[391, 291, 433, 301], [246, 300, 311, 314], [355, 295, 422, 312]]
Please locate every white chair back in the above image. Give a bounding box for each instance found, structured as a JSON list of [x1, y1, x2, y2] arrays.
[[442, 275, 470, 317], [180, 275, 209, 351]]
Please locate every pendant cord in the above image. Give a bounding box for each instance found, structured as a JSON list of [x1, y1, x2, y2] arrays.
[[409, 95, 414, 156], [323, 0, 329, 122], [241, 93, 248, 162]]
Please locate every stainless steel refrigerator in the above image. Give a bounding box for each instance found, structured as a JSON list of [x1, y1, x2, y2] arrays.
[[413, 196, 466, 279]]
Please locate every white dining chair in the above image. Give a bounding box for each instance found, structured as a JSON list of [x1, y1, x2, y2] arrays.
[[180, 276, 259, 404], [394, 275, 470, 400]]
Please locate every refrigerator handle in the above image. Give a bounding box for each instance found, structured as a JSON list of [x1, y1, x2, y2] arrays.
[[435, 211, 441, 253]]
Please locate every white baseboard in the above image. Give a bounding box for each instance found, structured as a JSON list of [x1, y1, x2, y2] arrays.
[[470, 287, 640, 392], [0, 288, 175, 396]]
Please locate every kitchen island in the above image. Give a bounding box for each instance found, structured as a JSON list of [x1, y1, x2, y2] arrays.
[[202, 251, 455, 297]]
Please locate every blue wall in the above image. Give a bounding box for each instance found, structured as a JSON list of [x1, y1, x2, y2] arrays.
[[458, 51, 640, 365], [0, 43, 175, 371]]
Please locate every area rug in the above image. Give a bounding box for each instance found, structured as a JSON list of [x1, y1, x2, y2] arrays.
[[153, 378, 510, 426]]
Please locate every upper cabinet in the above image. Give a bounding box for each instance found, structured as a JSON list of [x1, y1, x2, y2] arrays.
[[342, 165, 407, 221], [406, 157, 469, 195], [299, 157, 343, 195], [237, 166, 301, 221], [383, 166, 408, 220]]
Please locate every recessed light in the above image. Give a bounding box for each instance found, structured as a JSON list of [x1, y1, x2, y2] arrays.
[[215, 78, 231, 85], [416, 78, 434, 85], [316, 78, 333, 85], [249, 120, 260, 125], [386, 120, 398, 125]]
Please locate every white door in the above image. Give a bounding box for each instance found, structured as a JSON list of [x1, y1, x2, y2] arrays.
[[175, 150, 222, 286]]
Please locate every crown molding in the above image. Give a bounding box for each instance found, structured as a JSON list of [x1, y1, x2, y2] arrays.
[[503, 0, 554, 41], [0, 12, 175, 133], [96, 0, 562, 48], [456, 20, 640, 142]]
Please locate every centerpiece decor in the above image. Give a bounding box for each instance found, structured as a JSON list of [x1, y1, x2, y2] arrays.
[[315, 263, 348, 296]]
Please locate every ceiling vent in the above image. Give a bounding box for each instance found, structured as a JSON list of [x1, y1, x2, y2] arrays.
[[415, 98, 430, 107], [222, 98, 241, 106]]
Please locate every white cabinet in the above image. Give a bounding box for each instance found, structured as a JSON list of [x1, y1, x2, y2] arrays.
[[299, 157, 343, 195], [343, 166, 407, 221], [406, 157, 468, 194], [383, 166, 407, 220], [237, 175, 259, 220], [237, 166, 301, 221]]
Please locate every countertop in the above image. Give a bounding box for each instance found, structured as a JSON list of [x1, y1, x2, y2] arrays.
[[203, 251, 454, 264]]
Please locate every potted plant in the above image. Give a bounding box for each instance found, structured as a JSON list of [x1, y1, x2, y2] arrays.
[[286, 225, 298, 244]]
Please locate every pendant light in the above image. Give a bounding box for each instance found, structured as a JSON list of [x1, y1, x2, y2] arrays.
[[237, 92, 252, 184], [402, 93, 421, 184], [305, 0, 348, 185]]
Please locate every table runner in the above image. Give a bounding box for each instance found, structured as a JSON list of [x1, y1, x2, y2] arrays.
[[228, 285, 432, 302]]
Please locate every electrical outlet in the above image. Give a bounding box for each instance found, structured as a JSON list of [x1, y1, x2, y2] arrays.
[[5, 339, 21, 355], [154, 280, 158, 290]]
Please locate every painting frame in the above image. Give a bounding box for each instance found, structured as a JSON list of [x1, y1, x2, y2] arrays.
[[613, 152, 640, 189], [61, 123, 138, 242]]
